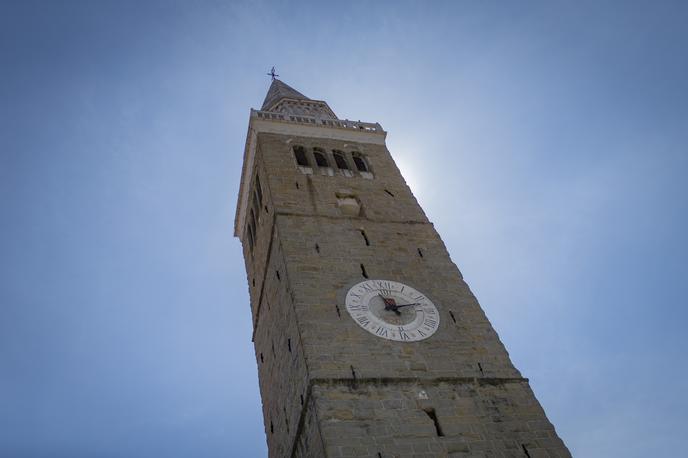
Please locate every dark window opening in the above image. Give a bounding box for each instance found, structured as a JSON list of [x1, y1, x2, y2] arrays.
[[352, 153, 368, 172], [333, 151, 349, 170], [287, 338, 292, 353], [449, 310, 457, 324], [293, 146, 309, 167], [255, 175, 263, 206], [270, 421, 274, 434], [384, 189, 395, 197], [260, 353, 263, 363], [248, 210, 257, 252], [478, 362, 484, 375], [360, 264, 368, 279], [250, 210, 257, 233], [271, 342, 276, 357], [417, 248, 423, 258], [264, 205, 268, 213], [247, 228, 254, 252], [360, 230, 370, 246], [314, 149, 329, 167], [315, 243, 320, 254], [522, 444, 532, 458], [276, 270, 281, 281], [252, 278, 255, 287], [252, 191, 260, 217], [335, 304, 341, 318], [300, 394, 304, 406], [295, 181, 300, 189], [424, 408, 444, 436]]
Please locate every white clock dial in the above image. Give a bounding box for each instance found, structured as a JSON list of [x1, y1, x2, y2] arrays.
[[345, 279, 440, 342]]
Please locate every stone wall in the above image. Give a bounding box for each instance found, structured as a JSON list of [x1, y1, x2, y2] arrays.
[[239, 130, 570, 457], [313, 380, 568, 457]]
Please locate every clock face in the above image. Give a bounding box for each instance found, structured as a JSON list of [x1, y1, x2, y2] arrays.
[[345, 279, 440, 342]]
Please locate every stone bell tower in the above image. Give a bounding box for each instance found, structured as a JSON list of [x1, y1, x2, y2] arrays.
[[234, 78, 570, 457]]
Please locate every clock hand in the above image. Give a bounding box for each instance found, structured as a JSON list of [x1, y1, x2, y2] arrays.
[[379, 295, 401, 315], [393, 302, 420, 309], [380, 294, 395, 310]]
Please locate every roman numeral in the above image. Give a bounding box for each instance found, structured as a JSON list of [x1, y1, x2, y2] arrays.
[[375, 280, 393, 296], [356, 316, 371, 327], [359, 282, 375, 293], [423, 318, 438, 328], [417, 328, 427, 337], [375, 327, 388, 337], [398, 327, 410, 340], [348, 304, 368, 312]]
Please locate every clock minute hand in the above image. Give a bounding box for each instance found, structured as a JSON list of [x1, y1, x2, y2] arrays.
[[393, 302, 420, 309]]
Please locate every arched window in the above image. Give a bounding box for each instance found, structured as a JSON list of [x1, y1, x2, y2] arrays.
[[333, 151, 349, 170], [313, 148, 329, 167], [352, 153, 368, 172], [293, 146, 309, 167]]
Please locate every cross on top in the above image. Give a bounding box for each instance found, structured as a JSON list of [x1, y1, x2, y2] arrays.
[[266, 66, 279, 81]]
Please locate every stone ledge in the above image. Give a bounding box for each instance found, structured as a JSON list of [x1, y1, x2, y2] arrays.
[[310, 376, 529, 388], [275, 210, 432, 225]]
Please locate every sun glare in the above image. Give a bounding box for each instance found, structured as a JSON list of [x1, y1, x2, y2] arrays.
[[394, 152, 424, 198]]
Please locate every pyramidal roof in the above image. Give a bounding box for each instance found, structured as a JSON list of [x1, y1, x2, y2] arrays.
[[261, 79, 310, 110]]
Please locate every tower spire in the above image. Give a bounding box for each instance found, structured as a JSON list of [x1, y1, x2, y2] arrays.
[[260, 78, 310, 111]]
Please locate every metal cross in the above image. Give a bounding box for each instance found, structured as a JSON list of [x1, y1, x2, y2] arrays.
[[266, 66, 279, 81]]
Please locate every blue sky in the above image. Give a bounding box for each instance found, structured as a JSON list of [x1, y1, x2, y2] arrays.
[[1, 1, 687, 456]]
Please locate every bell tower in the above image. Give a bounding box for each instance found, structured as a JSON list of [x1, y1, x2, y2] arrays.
[[234, 79, 570, 457]]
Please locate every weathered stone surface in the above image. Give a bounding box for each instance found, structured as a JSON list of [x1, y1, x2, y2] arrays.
[[235, 83, 570, 457]]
